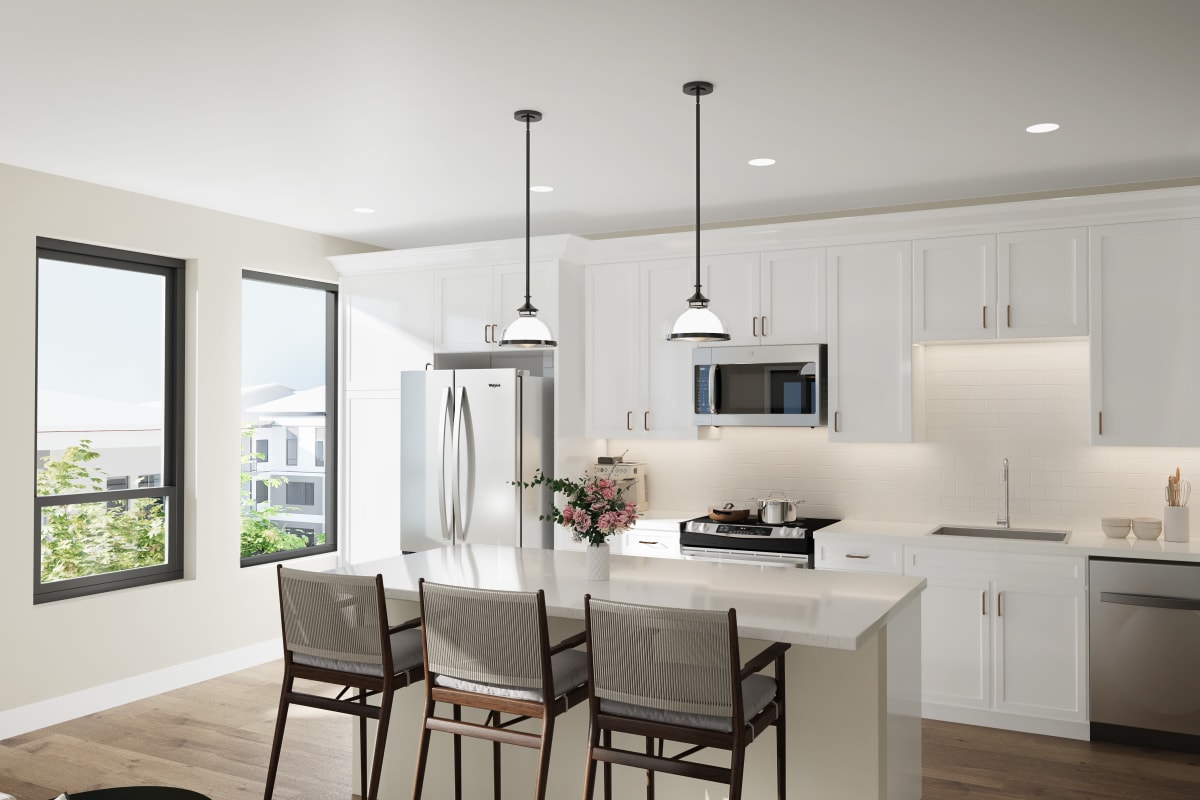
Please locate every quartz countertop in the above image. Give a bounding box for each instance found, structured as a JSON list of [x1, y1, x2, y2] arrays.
[[332, 544, 925, 651], [819, 519, 1200, 563]]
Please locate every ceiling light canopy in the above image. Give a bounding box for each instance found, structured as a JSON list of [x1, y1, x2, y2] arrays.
[[669, 81, 730, 343], [1025, 122, 1060, 133], [499, 110, 556, 349], [748, 158, 776, 166], [529, 185, 554, 193], [352, 207, 376, 214]]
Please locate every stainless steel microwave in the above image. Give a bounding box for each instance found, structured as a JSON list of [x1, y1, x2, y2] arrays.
[[692, 344, 826, 427]]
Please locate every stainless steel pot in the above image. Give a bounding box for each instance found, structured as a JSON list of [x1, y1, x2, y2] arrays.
[[758, 492, 801, 524]]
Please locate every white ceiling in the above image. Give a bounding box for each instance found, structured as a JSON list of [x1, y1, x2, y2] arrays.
[[2, 0, 1198, 250]]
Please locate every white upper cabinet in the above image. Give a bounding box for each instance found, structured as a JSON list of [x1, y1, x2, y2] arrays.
[[913, 228, 1086, 342], [585, 259, 698, 439], [434, 261, 558, 352], [1090, 218, 1200, 446], [998, 227, 1088, 338], [342, 269, 436, 390], [828, 241, 913, 442], [702, 249, 827, 345]]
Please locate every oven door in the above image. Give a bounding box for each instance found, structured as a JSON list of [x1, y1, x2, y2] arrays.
[[680, 546, 807, 568]]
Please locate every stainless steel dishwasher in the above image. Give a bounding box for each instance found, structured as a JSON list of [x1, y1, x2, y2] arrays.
[[1090, 557, 1200, 752]]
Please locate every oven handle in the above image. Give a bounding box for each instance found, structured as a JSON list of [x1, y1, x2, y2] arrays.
[[680, 547, 807, 568]]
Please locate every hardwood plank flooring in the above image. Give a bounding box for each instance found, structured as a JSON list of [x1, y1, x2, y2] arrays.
[[2, 662, 1198, 799]]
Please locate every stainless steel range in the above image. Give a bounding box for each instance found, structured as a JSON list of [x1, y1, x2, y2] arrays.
[[679, 515, 840, 568]]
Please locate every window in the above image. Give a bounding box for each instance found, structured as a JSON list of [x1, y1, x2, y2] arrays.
[[285, 480, 316, 507], [240, 271, 337, 565], [35, 238, 184, 603]]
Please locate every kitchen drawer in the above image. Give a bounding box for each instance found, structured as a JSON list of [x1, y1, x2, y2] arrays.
[[816, 538, 904, 574], [618, 529, 681, 560]]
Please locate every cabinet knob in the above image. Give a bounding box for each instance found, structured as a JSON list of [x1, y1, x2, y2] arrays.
[[982, 590, 987, 616], [491, 323, 498, 341], [834, 411, 840, 433], [846, 554, 870, 559]]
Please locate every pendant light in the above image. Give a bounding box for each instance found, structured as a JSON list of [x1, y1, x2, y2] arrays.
[[499, 109, 557, 348], [668, 81, 730, 343]]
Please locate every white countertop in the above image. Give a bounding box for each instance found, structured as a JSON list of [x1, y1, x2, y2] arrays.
[[333, 544, 925, 651], [820, 519, 1200, 562]]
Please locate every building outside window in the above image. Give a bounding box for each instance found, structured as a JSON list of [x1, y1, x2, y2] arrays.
[[240, 271, 337, 564], [34, 238, 185, 603]]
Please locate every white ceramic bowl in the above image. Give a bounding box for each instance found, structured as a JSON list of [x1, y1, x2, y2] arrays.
[[1131, 517, 1162, 540], [1101, 517, 1131, 538]]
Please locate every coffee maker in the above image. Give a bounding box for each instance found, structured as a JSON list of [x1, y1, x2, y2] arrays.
[[585, 461, 648, 512]]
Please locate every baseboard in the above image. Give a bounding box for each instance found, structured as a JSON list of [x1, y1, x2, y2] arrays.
[[923, 703, 1090, 740], [0, 638, 281, 741]]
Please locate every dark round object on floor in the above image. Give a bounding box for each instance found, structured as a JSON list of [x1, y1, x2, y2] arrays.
[[67, 789, 211, 800]]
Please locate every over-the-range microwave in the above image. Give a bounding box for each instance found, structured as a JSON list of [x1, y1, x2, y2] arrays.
[[692, 344, 827, 427]]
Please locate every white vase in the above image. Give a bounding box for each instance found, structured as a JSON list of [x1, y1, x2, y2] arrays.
[[1164, 506, 1190, 543], [586, 542, 610, 581]]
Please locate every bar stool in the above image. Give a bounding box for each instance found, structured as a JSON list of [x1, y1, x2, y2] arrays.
[[581, 595, 789, 800], [265, 566, 425, 800], [412, 579, 589, 800]]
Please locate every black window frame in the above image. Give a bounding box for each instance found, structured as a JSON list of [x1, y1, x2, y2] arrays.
[[240, 270, 338, 567], [34, 237, 186, 604]]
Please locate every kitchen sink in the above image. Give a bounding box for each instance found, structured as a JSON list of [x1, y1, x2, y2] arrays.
[[930, 525, 1070, 543]]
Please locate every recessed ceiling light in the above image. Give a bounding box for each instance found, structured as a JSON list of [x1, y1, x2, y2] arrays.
[[1025, 123, 1060, 134], [529, 185, 554, 192], [352, 207, 376, 214], [748, 158, 776, 167]]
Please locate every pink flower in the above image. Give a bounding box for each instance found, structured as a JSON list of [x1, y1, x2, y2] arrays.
[[574, 515, 592, 533]]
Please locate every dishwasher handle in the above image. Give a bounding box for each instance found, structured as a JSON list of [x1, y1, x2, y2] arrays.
[[1100, 591, 1200, 611]]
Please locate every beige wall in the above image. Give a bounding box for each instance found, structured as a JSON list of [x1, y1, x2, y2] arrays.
[[0, 163, 376, 725]]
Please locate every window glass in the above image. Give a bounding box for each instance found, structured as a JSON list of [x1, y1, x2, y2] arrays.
[[35, 239, 184, 602], [240, 272, 336, 564]]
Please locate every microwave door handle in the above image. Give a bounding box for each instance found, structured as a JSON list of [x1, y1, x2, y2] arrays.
[[710, 365, 721, 415]]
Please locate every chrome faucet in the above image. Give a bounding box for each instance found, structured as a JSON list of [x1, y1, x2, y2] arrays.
[[997, 457, 1010, 528]]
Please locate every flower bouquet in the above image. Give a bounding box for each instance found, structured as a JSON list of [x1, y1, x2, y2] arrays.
[[518, 468, 641, 546]]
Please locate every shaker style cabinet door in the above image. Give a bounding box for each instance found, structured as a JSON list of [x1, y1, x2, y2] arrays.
[[827, 241, 913, 442], [584, 261, 642, 438], [641, 258, 700, 438], [993, 581, 1086, 721], [760, 248, 827, 344], [700, 252, 760, 346], [998, 227, 1087, 339], [342, 269, 435, 391], [1090, 218, 1200, 445], [434, 265, 495, 352], [913, 235, 996, 342]]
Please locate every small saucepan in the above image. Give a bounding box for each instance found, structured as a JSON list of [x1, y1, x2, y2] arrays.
[[708, 502, 751, 523], [758, 492, 803, 525]]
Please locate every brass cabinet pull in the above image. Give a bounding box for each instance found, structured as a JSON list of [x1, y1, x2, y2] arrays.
[[761, 315, 768, 336], [643, 411, 650, 430], [983, 305, 987, 329], [998, 591, 1003, 617], [1099, 411, 1103, 435], [626, 411, 633, 431], [752, 316, 758, 337], [834, 411, 840, 433], [491, 323, 498, 342], [846, 554, 870, 559], [1006, 304, 1012, 327], [483, 323, 491, 343], [982, 590, 987, 616]]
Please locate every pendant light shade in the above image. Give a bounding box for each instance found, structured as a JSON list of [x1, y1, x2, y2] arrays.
[[668, 81, 730, 343], [499, 109, 557, 348]]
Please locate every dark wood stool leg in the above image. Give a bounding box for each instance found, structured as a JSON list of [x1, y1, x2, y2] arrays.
[[729, 744, 746, 800], [263, 675, 292, 800], [411, 698, 435, 800], [582, 721, 600, 800], [453, 704, 463, 800], [365, 685, 394, 800], [776, 653, 787, 800], [491, 711, 502, 800], [645, 736, 655, 799], [358, 692, 368, 800], [533, 715, 555, 800], [602, 729, 612, 800]]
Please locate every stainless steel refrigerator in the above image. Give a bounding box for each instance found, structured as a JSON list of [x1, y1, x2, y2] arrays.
[[400, 368, 552, 552]]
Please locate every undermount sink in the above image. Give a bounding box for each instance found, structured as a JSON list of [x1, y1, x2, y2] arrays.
[[930, 525, 1071, 543]]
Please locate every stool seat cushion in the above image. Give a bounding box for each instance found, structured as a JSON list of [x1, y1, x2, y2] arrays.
[[434, 648, 588, 702], [293, 627, 423, 677], [599, 673, 777, 733]]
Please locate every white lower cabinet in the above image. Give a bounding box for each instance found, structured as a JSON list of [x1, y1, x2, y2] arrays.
[[814, 536, 903, 573], [905, 546, 1088, 736]]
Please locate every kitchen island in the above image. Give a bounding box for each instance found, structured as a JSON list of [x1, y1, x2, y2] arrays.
[[331, 544, 926, 800]]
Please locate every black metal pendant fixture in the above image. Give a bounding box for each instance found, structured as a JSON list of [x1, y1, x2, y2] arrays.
[[499, 109, 557, 348], [668, 80, 730, 343]]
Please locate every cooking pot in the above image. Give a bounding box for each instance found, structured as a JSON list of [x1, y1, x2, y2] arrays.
[[708, 502, 751, 523], [757, 492, 802, 525]]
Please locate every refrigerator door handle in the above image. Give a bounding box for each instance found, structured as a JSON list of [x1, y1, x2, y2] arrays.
[[437, 386, 453, 541], [452, 386, 467, 542]]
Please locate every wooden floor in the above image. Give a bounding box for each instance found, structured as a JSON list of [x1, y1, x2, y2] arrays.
[[2, 662, 1199, 799]]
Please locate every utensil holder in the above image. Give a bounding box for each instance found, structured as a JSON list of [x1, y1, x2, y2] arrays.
[[1164, 506, 1190, 543]]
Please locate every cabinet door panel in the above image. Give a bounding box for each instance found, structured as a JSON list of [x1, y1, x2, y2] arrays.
[[643, 258, 697, 436], [999, 228, 1087, 338], [434, 265, 493, 352], [994, 586, 1084, 720], [585, 262, 641, 437], [1090, 218, 1200, 445], [761, 248, 826, 343], [913, 235, 995, 341], [343, 270, 434, 390], [702, 253, 760, 346], [918, 577, 991, 709], [828, 242, 913, 441]]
